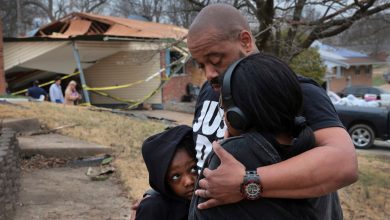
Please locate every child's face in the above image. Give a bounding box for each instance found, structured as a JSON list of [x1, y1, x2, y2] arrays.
[[166, 149, 198, 200]]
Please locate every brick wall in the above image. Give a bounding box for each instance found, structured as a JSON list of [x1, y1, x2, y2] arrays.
[[163, 75, 192, 102], [162, 59, 206, 103], [0, 20, 5, 94], [329, 65, 373, 93], [0, 128, 21, 220]]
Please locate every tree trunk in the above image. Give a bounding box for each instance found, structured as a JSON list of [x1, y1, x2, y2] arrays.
[[0, 20, 6, 95], [16, 0, 22, 36]]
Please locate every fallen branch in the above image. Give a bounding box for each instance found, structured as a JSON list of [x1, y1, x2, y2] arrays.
[[28, 123, 80, 136]]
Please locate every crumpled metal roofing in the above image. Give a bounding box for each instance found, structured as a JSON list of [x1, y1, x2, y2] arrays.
[[33, 12, 187, 40]]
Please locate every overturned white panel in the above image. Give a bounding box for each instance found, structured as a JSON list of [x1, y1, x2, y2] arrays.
[[4, 41, 69, 71]]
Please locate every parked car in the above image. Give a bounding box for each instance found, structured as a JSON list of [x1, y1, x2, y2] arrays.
[[337, 85, 389, 99], [335, 105, 390, 149]]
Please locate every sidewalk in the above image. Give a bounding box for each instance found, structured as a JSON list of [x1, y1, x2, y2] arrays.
[[6, 117, 131, 220], [15, 166, 131, 220]]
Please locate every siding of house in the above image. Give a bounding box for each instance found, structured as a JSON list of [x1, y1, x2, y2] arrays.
[[329, 65, 373, 92], [84, 50, 162, 105], [0, 21, 5, 94], [4, 41, 69, 71]]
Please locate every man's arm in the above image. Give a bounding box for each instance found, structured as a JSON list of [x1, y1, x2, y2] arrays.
[[195, 127, 358, 209]]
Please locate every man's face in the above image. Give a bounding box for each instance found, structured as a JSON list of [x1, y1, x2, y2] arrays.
[[188, 29, 246, 91], [56, 80, 61, 85]]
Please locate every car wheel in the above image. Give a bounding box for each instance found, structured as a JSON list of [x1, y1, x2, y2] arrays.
[[348, 124, 375, 149]]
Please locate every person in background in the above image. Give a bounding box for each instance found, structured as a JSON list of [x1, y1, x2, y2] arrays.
[[26, 80, 47, 101], [49, 76, 64, 103], [64, 80, 81, 105]]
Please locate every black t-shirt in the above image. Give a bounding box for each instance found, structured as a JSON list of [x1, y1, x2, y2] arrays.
[[192, 82, 226, 169], [298, 76, 343, 131]]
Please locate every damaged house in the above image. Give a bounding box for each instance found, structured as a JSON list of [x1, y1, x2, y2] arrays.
[[4, 12, 204, 108]]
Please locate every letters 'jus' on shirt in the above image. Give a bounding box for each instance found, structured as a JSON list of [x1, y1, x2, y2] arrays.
[[192, 81, 226, 170]]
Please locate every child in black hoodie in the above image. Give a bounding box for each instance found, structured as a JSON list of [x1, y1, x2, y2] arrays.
[[136, 125, 198, 220]]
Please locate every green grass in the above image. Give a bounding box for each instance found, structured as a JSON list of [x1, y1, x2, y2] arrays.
[[372, 75, 387, 86], [358, 167, 389, 188], [0, 94, 27, 98]]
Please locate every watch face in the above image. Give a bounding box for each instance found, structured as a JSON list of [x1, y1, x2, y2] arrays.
[[245, 182, 261, 200]]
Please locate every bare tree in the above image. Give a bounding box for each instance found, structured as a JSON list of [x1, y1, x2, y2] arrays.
[[324, 13, 390, 54], [165, 1, 199, 27], [185, 0, 390, 62], [0, 0, 40, 37], [22, 0, 109, 22], [112, 0, 164, 22], [0, 0, 109, 37]]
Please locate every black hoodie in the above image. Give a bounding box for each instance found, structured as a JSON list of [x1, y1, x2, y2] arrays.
[[137, 125, 193, 220], [189, 131, 343, 220]]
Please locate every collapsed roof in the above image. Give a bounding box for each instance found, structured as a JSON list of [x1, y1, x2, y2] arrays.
[[27, 12, 187, 40]]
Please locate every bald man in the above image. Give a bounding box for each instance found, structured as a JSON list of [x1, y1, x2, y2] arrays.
[[188, 3, 357, 219]]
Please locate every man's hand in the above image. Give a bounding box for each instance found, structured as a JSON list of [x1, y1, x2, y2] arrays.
[[195, 141, 245, 209]]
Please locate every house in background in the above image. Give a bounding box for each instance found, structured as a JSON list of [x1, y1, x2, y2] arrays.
[[4, 12, 203, 108], [162, 57, 206, 103], [313, 41, 386, 93]]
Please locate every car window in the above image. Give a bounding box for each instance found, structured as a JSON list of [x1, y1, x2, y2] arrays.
[[355, 88, 365, 95], [368, 88, 379, 94], [378, 88, 390, 94], [346, 87, 357, 94]]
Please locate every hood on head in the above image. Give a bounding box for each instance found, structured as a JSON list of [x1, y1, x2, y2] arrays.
[[142, 125, 193, 199]]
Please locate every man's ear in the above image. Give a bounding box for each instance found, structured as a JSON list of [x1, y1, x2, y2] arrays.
[[239, 30, 253, 53]]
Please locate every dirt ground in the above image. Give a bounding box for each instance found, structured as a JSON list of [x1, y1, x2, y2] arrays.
[[15, 166, 131, 220]]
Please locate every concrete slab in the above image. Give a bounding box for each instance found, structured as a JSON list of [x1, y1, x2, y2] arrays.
[[0, 98, 29, 103], [18, 134, 112, 159], [15, 167, 131, 220], [2, 118, 41, 133]]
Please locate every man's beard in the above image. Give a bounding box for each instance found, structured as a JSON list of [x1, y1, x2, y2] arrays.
[[210, 51, 246, 91], [210, 77, 221, 90]]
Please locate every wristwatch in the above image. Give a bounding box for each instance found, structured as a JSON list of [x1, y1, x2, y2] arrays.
[[240, 170, 263, 200]]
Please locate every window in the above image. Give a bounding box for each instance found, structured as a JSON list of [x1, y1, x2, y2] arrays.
[[170, 51, 185, 76], [355, 66, 360, 75], [366, 66, 372, 75]]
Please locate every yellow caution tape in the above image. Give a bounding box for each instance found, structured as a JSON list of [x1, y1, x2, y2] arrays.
[[11, 43, 189, 108], [84, 56, 187, 91], [89, 54, 187, 108]]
